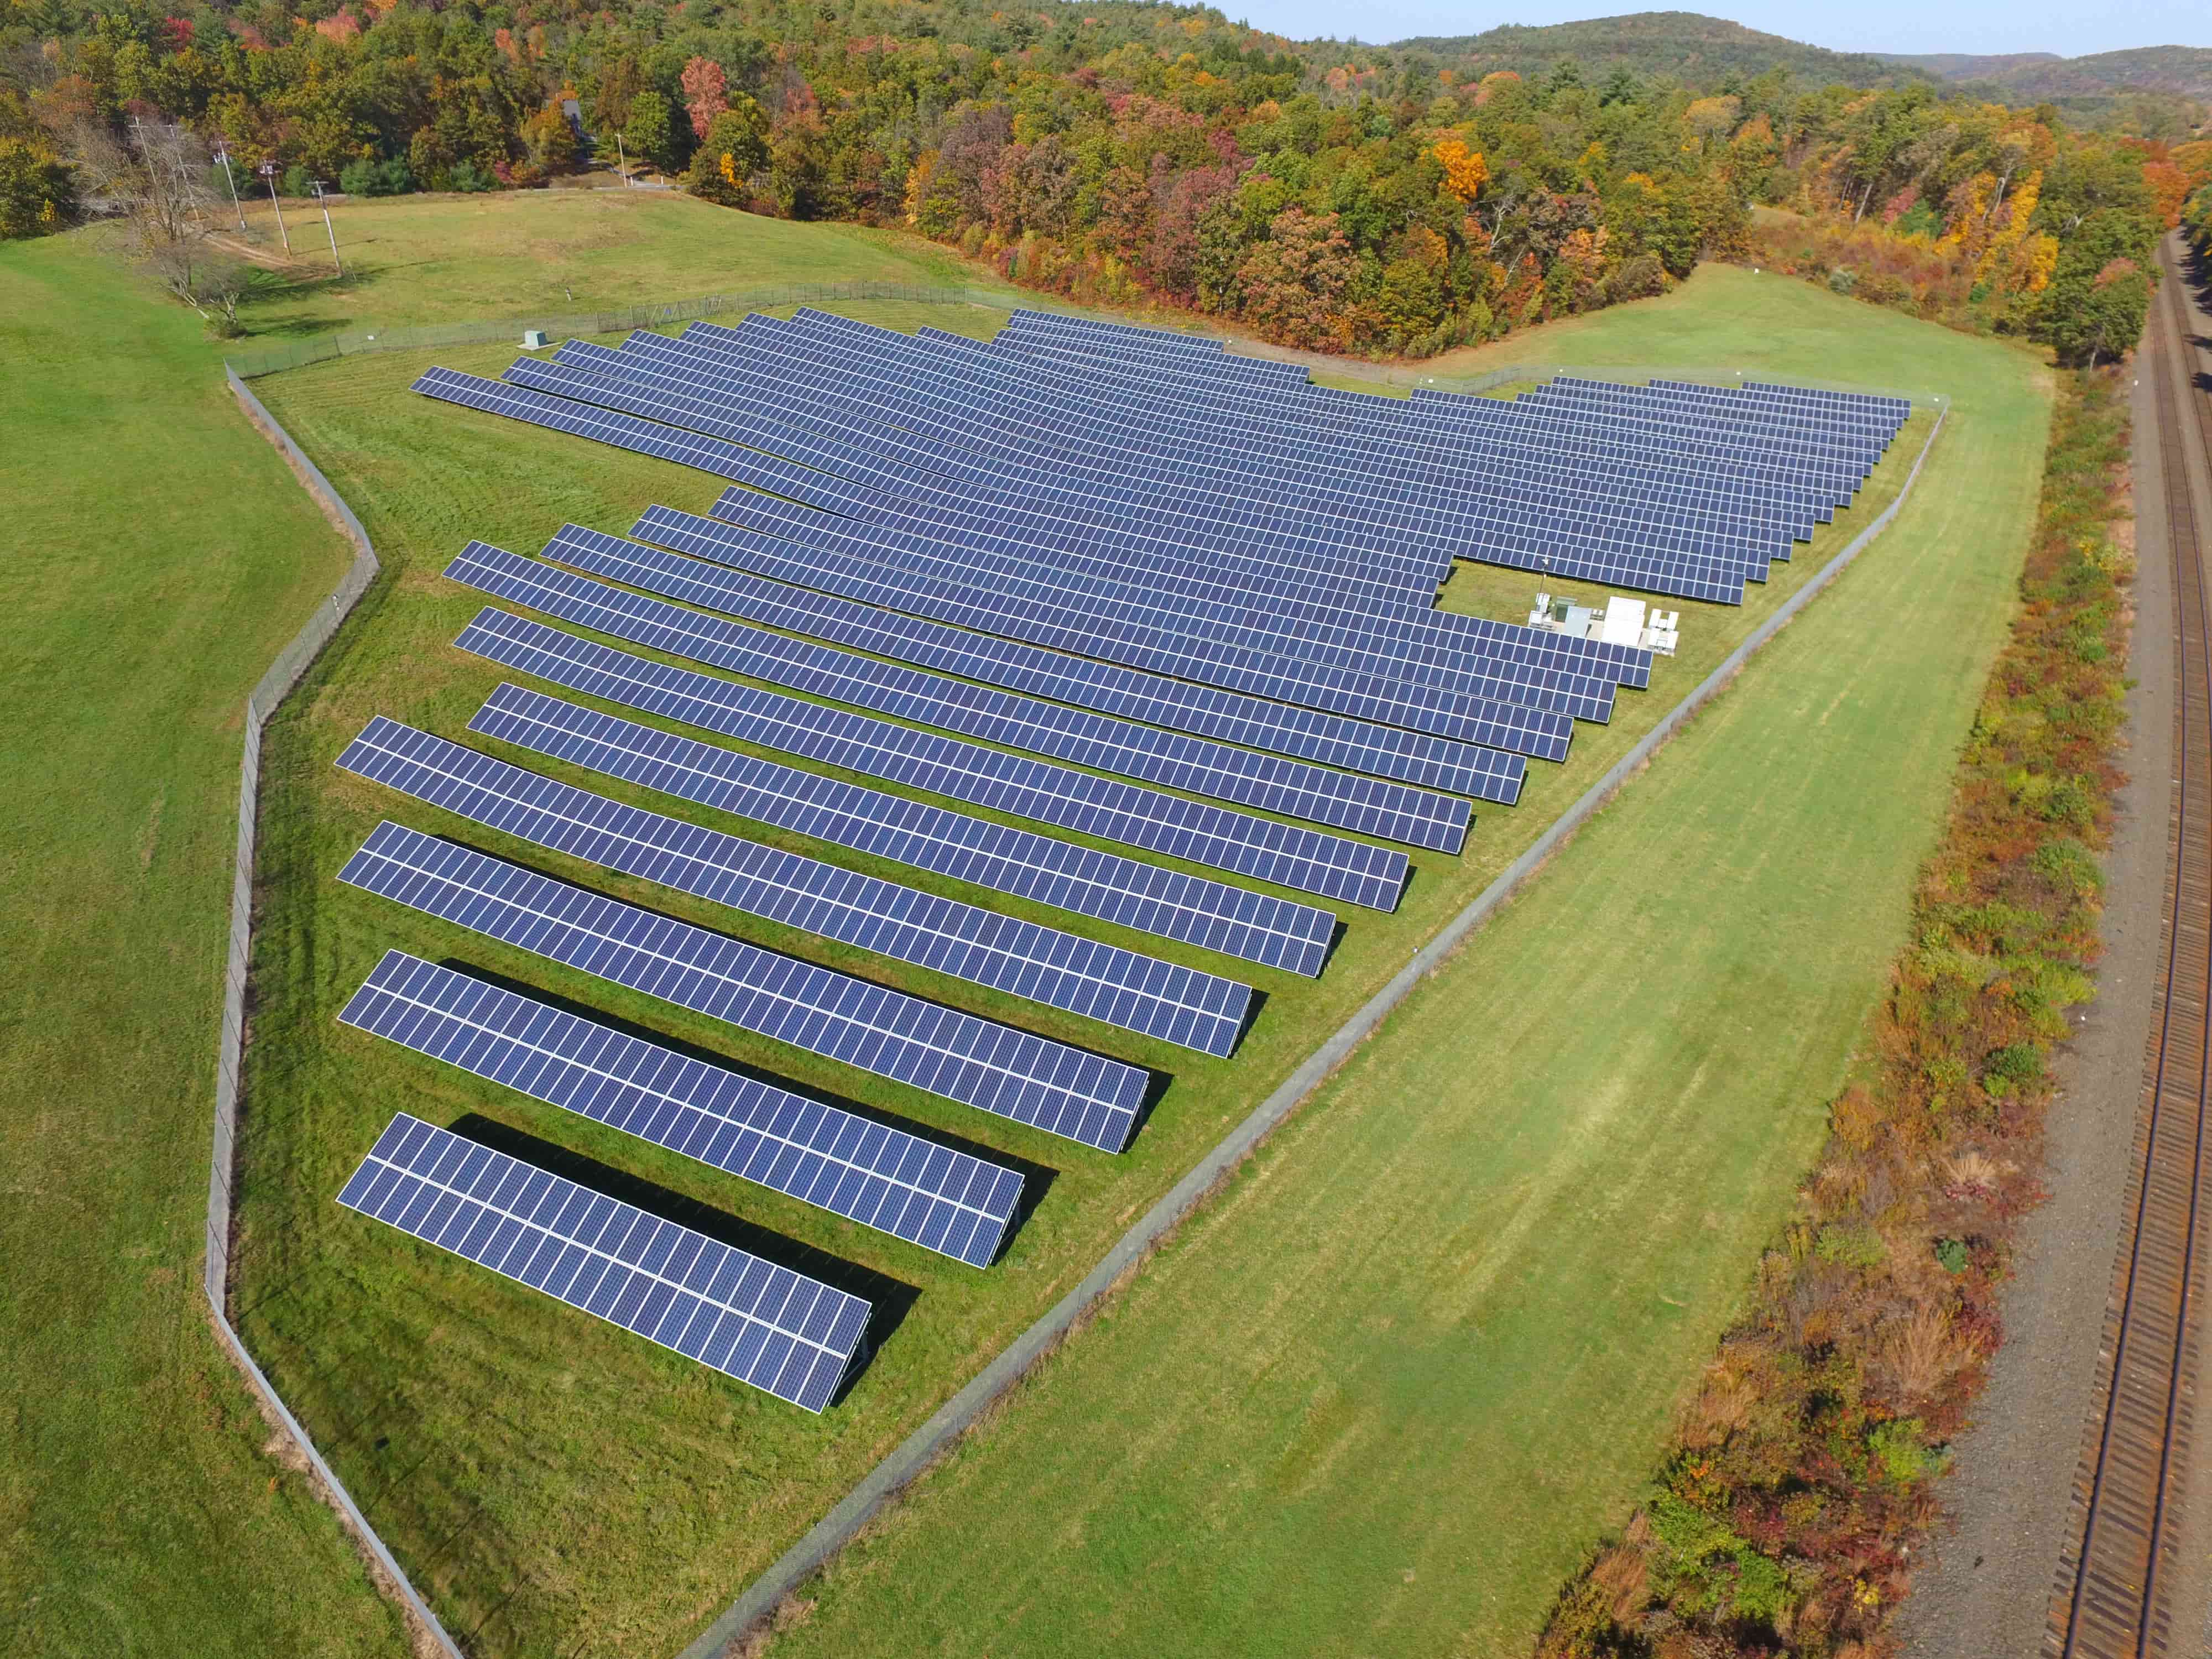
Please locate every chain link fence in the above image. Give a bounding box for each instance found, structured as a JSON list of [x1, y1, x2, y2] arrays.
[[207, 369, 463, 1659]]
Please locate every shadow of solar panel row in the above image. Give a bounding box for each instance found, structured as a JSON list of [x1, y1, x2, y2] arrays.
[[534, 522, 1524, 802], [558, 331, 1453, 611], [341, 952, 1023, 1266], [634, 504, 1585, 752], [451, 606, 1411, 913], [337, 717, 1254, 1056], [469, 682, 1337, 977], [442, 541, 1475, 851], [339, 822, 1150, 1151], [339, 1112, 869, 1410]]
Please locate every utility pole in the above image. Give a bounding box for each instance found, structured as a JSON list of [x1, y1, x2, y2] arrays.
[[257, 161, 290, 254], [213, 143, 246, 231], [310, 179, 343, 278], [616, 130, 630, 186]]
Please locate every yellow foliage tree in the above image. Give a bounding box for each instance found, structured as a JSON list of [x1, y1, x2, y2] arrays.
[[1431, 136, 1488, 202]]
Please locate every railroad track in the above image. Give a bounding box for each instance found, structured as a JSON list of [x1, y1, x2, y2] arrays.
[[2049, 239, 2212, 1659]]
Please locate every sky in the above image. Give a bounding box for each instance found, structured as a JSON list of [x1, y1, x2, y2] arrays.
[[1219, 0, 2207, 59]]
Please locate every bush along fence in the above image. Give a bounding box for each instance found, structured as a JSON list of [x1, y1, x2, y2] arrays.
[[210, 369, 463, 1659], [1537, 369, 2135, 1658]]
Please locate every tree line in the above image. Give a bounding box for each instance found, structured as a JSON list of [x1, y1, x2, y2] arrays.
[[1, 0, 2201, 362]]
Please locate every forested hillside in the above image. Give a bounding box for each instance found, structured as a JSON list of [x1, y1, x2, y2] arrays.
[[0, 1, 2200, 362]]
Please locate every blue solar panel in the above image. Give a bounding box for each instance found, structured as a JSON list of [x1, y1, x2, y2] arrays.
[[340, 951, 1023, 1265], [449, 604, 1410, 913], [441, 541, 1471, 851], [337, 821, 1150, 1152], [337, 717, 1253, 1056], [529, 523, 1522, 805], [469, 684, 1334, 977], [337, 1112, 870, 1410]]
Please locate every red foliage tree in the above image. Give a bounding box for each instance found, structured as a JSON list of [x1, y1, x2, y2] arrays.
[[680, 56, 728, 142]]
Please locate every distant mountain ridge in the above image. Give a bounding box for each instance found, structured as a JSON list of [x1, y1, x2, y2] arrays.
[[1392, 12, 1931, 87], [1383, 12, 2210, 107], [1872, 44, 2212, 101]]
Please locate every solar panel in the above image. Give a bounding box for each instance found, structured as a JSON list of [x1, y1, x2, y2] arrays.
[[470, 684, 1335, 977], [340, 951, 1023, 1266], [441, 541, 1472, 851], [336, 717, 1253, 1056], [529, 524, 1523, 805], [450, 605, 1411, 913], [337, 1112, 870, 1410], [337, 821, 1150, 1152], [630, 507, 1582, 755]]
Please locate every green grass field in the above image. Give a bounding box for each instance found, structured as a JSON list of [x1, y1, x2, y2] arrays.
[[0, 235, 402, 1655], [213, 265, 2042, 1657], [2, 183, 2049, 1659], [222, 187, 1016, 338]]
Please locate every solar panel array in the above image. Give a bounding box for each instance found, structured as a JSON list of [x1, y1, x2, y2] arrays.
[[337, 716, 1253, 1056], [468, 682, 1337, 977], [450, 603, 1410, 912], [339, 1112, 870, 1410], [340, 308, 1906, 1406], [342, 952, 1024, 1266], [339, 821, 1150, 1152]]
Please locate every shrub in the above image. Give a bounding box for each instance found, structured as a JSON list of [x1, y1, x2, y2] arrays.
[[2032, 838, 2104, 898], [280, 163, 315, 199], [1814, 1224, 1887, 1270], [446, 158, 495, 194], [1827, 267, 1858, 295], [1934, 1237, 1970, 1274], [1868, 1417, 1944, 1484], [1982, 1042, 2044, 1097]]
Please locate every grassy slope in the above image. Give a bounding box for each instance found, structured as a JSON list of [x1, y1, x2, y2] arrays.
[[0, 239, 401, 1654], [0, 194, 1051, 1658], [224, 265, 2039, 1656], [759, 271, 2052, 1658], [230, 188, 1011, 338]]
